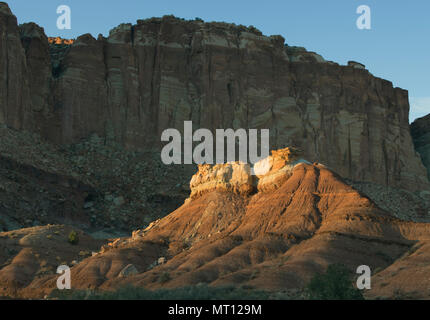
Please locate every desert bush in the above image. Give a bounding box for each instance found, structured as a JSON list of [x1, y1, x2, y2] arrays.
[[68, 231, 79, 245], [305, 264, 364, 300]]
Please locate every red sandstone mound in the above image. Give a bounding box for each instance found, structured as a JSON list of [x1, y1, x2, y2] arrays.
[[0, 225, 105, 297], [3, 148, 430, 299]]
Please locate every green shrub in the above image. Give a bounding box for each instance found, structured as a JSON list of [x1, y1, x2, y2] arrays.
[[306, 264, 364, 300], [158, 272, 171, 284], [68, 231, 79, 245]]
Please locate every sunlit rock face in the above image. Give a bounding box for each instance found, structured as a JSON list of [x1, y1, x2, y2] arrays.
[[0, 3, 428, 190], [255, 148, 312, 193], [189, 147, 311, 197], [189, 162, 255, 199], [47, 37, 74, 45]]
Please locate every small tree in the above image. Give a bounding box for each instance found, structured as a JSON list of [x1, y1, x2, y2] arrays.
[[306, 264, 364, 300], [68, 230, 79, 245]]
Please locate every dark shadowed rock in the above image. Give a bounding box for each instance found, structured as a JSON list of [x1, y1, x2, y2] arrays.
[[411, 113, 430, 180]]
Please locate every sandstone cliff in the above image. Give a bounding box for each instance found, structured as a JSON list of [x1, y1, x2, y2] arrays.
[[411, 113, 430, 180], [0, 2, 428, 191]]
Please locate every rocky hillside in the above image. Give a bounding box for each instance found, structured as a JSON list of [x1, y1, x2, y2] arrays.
[[0, 125, 195, 233], [0, 2, 428, 191], [0, 225, 105, 297], [3, 148, 429, 299]]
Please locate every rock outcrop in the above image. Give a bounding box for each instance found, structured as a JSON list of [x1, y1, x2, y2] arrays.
[[189, 162, 255, 199], [411, 113, 430, 180], [0, 2, 428, 191], [188, 147, 307, 198]]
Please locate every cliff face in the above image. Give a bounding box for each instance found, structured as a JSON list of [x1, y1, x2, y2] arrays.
[[0, 2, 428, 191], [411, 113, 430, 180], [0, 3, 30, 129]]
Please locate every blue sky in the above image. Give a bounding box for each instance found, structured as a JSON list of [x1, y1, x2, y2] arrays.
[[8, 0, 430, 121]]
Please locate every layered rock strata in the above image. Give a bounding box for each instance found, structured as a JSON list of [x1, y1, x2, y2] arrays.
[[0, 2, 428, 190]]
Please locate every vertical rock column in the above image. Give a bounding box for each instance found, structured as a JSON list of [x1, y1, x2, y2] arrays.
[[0, 2, 30, 129]]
